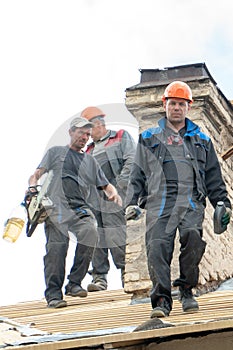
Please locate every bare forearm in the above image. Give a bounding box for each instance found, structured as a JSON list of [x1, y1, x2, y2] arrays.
[[28, 168, 46, 187]]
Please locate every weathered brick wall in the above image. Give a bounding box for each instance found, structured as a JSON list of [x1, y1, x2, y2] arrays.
[[124, 74, 233, 297]]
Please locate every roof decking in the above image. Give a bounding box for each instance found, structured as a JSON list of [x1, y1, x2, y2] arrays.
[[1, 288, 233, 349]]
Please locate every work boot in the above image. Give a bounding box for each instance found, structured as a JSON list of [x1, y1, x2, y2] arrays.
[[150, 297, 171, 318], [65, 283, 87, 297], [87, 274, 107, 292], [47, 299, 67, 309], [179, 286, 199, 313]]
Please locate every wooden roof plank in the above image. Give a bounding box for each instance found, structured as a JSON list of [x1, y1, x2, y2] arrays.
[[3, 318, 233, 350], [2, 290, 233, 349]]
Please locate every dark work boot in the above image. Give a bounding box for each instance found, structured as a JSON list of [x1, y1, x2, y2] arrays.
[[179, 286, 199, 313], [47, 299, 67, 308], [150, 297, 171, 318], [65, 283, 87, 297], [87, 274, 108, 292]]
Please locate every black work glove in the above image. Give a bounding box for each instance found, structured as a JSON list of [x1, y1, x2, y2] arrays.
[[125, 205, 142, 221]]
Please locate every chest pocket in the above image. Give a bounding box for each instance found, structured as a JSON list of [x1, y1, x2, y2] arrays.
[[143, 144, 164, 189], [194, 143, 207, 164]]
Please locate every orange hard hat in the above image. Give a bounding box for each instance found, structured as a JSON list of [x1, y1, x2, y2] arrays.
[[80, 106, 105, 121], [162, 81, 193, 103]]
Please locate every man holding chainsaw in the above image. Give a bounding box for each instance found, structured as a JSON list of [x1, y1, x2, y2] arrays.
[[27, 116, 122, 308], [126, 81, 232, 318]]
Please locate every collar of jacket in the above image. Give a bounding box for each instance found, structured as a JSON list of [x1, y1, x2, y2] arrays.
[[158, 117, 200, 135], [88, 129, 119, 148], [98, 129, 115, 142]]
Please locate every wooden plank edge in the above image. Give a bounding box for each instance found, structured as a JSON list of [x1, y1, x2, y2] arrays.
[[4, 318, 233, 350]]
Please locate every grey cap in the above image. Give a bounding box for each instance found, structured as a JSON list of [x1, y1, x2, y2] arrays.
[[70, 116, 94, 129]]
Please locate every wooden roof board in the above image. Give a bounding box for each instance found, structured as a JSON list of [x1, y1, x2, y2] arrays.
[[1, 289, 233, 349], [221, 145, 233, 160]]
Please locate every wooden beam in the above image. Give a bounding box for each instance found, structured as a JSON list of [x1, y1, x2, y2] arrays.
[[221, 145, 233, 160]]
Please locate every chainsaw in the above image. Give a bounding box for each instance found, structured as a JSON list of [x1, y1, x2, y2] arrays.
[[25, 170, 54, 237]]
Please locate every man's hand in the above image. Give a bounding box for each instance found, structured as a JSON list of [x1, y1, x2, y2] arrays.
[[125, 205, 142, 220], [108, 193, 123, 206], [222, 207, 232, 226], [24, 186, 39, 206], [103, 184, 123, 206]]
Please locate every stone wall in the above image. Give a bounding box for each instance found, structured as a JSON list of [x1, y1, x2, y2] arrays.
[[124, 65, 233, 297]]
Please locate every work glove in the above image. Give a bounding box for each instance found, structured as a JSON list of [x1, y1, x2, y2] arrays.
[[125, 205, 142, 221], [221, 207, 232, 226]]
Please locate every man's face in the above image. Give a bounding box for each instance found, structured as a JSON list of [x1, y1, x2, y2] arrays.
[[69, 127, 91, 151], [164, 98, 190, 127], [90, 119, 105, 142]]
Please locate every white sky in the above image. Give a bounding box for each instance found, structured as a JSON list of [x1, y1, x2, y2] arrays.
[[1, 0, 233, 306]]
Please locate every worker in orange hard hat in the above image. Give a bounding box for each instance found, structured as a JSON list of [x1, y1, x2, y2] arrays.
[[70, 105, 137, 292], [126, 80, 231, 318]]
